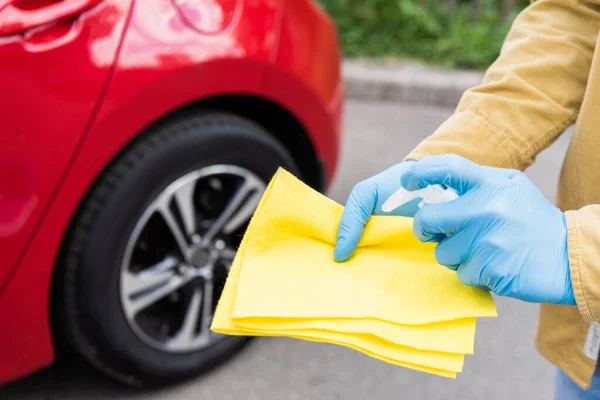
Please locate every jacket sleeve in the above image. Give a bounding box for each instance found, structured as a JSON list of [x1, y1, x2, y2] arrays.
[[566, 207, 600, 322], [405, 0, 600, 170]]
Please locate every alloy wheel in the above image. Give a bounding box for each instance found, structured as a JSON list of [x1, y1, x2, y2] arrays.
[[119, 165, 265, 352]]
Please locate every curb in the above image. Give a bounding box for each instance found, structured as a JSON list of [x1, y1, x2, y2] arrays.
[[343, 60, 484, 108]]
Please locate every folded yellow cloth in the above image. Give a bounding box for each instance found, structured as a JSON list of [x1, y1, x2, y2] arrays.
[[212, 168, 497, 378]]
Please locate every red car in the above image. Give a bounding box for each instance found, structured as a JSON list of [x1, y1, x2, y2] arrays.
[[0, 0, 342, 387]]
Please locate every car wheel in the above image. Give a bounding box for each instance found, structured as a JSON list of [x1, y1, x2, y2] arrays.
[[58, 111, 300, 386]]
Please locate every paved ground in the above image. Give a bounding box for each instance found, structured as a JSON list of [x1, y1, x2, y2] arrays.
[[1, 100, 573, 399]]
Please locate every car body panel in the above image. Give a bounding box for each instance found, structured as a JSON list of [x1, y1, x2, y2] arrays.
[[0, 0, 132, 291], [172, 0, 240, 35], [0, 0, 342, 384]]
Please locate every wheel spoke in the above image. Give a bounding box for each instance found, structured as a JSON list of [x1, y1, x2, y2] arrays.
[[157, 200, 190, 261], [199, 278, 214, 339], [172, 179, 197, 237], [223, 190, 262, 234], [220, 247, 237, 261], [123, 257, 179, 297], [221, 247, 237, 260], [203, 176, 264, 244], [169, 288, 202, 348], [126, 273, 193, 317]]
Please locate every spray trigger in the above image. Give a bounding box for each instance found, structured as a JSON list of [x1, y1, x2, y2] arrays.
[[381, 185, 459, 213]]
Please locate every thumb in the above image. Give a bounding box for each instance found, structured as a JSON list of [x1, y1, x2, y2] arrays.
[[401, 154, 485, 195]]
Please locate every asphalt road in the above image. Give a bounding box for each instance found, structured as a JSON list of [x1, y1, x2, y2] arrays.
[[1, 100, 573, 400]]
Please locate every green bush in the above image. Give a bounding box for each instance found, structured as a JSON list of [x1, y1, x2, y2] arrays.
[[318, 0, 527, 69]]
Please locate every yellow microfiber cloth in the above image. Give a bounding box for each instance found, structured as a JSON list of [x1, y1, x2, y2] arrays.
[[212, 168, 497, 378]]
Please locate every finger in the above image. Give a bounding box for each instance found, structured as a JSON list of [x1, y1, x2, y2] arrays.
[[434, 232, 472, 270], [334, 181, 376, 262], [457, 261, 491, 291], [401, 154, 486, 195], [412, 200, 469, 242]]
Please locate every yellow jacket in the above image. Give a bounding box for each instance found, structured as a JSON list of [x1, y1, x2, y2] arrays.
[[405, 0, 600, 388]]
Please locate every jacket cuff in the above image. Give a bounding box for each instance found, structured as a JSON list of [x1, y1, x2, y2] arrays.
[[404, 110, 522, 169], [566, 208, 600, 323]]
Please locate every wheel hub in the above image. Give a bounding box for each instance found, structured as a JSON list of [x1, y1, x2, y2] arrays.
[[190, 247, 211, 268]]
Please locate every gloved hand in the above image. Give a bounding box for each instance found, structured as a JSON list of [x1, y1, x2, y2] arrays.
[[401, 154, 575, 305], [334, 161, 419, 262]]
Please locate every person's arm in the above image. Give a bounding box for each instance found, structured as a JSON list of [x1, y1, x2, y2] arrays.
[[565, 207, 600, 321], [406, 0, 600, 318], [407, 0, 600, 170], [334, 0, 600, 264]]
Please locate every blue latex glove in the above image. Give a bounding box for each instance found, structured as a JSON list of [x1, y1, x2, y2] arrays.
[[334, 161, 419, 262], [401, 154, 575, 305]]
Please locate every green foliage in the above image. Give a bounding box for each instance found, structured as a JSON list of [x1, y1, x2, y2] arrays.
[[318, 0, 527, 69]]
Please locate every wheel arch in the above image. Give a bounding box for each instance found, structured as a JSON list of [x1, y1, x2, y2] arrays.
[[188, 95, 325, 192]]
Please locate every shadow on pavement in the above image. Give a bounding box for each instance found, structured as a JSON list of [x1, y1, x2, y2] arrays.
[[0, 357, 139, 399], [0, 338, 256, 400]]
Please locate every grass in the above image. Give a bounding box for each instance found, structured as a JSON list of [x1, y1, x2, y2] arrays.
[[318, 0, 527, 69]]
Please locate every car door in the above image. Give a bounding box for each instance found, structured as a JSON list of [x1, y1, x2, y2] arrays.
[[0, 0, 133, 289]]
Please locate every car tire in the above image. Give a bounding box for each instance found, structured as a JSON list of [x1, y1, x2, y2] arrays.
[[57, 111, 301, 387]]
